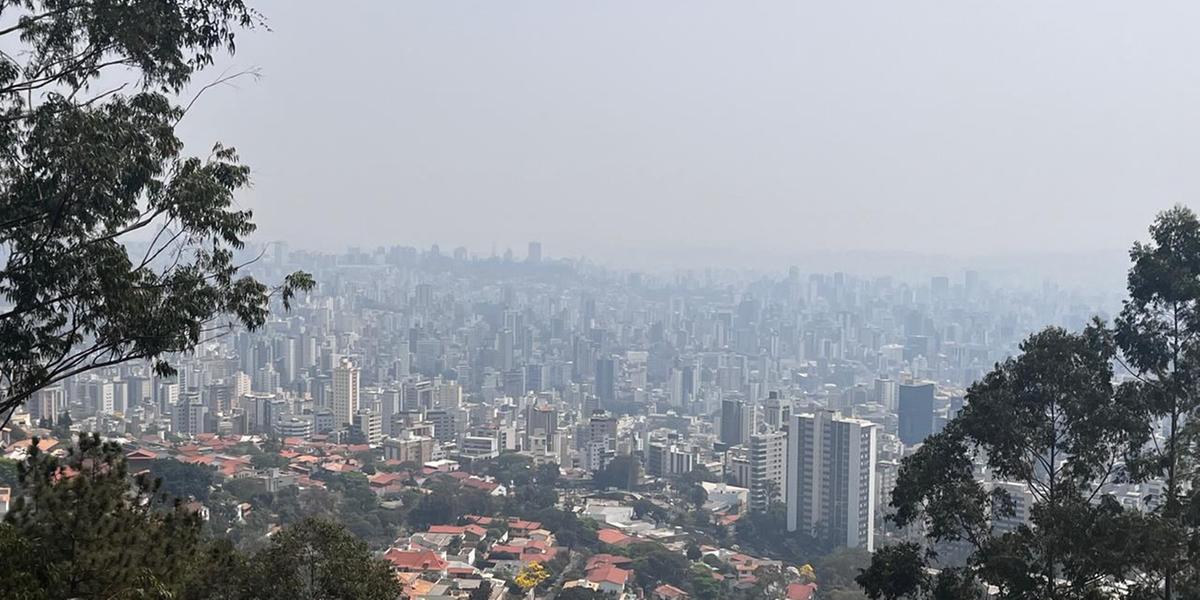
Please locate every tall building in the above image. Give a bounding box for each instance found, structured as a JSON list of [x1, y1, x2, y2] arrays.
[[668, 367, 685, 407], [585, 411, 618, 472], [527, 241, 542, 263], [874, 378, 898, 411], [720, 397, 754, 447], [426, 409, 457, 443], [332, 360, 360, 428], [279, 336, 298, 384], [525, 404, 558, 450], [525, 363, 545, 393], [30, 386, 65, 424], [647, 440, 697, 478], [680, 364, 697, 406], [749, 431, 787, 512], [596, 357, 617, 406], [353, 409, 383, 445], [762, 391, 791, 430], [503, 368, 526, 398], [787, 411, 877, 551], [898, 382, 935, 446], [172, 390, 206, 436]]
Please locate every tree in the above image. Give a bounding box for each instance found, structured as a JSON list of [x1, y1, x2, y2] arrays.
[[733, 499, 824, 563], [244, 517, 401, 600], [514, 561, 552, 591], [51, 411, 72, 438], [856, 543, 928, 600], [861, 325, 1145, 599], [799, 564, 817, 584], [676, 464, 720, 487], [1114, 205, 1200, 598], [0, 457, 18, 488], [5, 433, 211, 598], [251, 451, 290, 471], [686, 542, 703, 561], [686, 564, 723, 600], [630, 544, 691, 590], [556, 588, 607, 600], [815, 547, 871, 597], [593, 455, 639, 490], [146, 457, 215, 501], [0, 0, 314, 424]]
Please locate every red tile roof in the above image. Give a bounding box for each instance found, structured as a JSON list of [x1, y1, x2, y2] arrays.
[[125, 449, 159, 460], [461, 478, 499, 492], [507, 518, 541, 531], [369, 472, 404, 486], [587, 565, 630, 587], [586, 554, 634, 571], [655, 583, 690, 599], [597, 528, 633, 546], [383, 548, 447, 572], [786, 583, 817, 600]]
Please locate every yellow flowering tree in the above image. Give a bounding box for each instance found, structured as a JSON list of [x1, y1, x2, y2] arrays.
[[799, 563, 816, 583], [514, 561, 551, 591]]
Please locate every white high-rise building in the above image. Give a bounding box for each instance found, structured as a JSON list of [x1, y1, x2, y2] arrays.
[[332, 360, 360, 427], [787, 411, 877, 551], [873, 377, 898, 411], [353, 409, 383, 445], [749, 431, 787, 512], [585, 412, 618, 472], [30, 386, 65, 424]]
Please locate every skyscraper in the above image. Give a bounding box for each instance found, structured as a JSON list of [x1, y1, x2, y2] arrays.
[[525, 403, 558, 451], [503, 368, 526, 398], [898, 382, 935, 446], [787, 411, 877, 551], [595, 356, 617, 406], [873, 377, 898, 411], [332, 360, 360, 428], [527, 241, 542, 263], [720, 397, 754, 447], [585, 411, 618, 472]]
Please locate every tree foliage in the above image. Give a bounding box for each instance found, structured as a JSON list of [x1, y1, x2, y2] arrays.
[[593, 454, 639, 490], [146, 457, 215, 501], [0, 0, 314, 422], [1113, 205, 1200, 598], [4, 434, 211, 598], [862, 207, 1200, 600], [243, 517, 401, 600]]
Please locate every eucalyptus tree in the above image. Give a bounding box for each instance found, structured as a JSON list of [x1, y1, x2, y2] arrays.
[[859, 326, 1147, 600], [1114, 206, 1200, 599]]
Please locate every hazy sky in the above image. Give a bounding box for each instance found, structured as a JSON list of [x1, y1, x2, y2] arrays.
[[176, 1, 1200, 270]]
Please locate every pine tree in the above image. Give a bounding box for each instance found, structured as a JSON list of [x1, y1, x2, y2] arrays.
[[5, 433, 208, 598]]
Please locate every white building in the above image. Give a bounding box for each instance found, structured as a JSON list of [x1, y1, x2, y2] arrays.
[[749, 431, 787, 512], [274, 415, 313, 439], [786, 410, 877, 551], [332, 360, 360, 427], [353, 409, 383, 445], [701, 481, 750, 514], [461, 435, 499, 459]]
